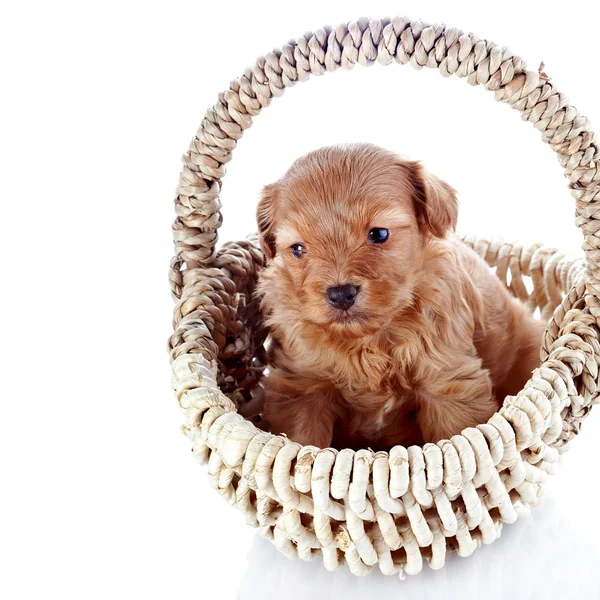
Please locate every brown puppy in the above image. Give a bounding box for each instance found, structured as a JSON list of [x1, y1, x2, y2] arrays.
[[256, 143, 543, 450]]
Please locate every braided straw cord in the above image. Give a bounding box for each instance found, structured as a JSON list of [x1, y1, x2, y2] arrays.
[[169, 17, 600, 577]]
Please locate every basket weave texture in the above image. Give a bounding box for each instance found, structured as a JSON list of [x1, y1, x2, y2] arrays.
[[168, 17, 600, 577]]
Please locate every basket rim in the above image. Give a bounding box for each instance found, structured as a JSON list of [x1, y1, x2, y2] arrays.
[[173, 233, 590, 459]]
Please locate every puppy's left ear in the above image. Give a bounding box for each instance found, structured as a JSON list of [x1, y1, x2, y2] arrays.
[[407, 162, 459, 238], [256, 182, 279, 261]]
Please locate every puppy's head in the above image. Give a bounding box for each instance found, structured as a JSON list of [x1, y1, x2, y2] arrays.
[[257, 143, 458, 337]]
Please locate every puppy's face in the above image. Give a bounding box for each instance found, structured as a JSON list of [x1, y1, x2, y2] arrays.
[[257, 144, 458, 338]]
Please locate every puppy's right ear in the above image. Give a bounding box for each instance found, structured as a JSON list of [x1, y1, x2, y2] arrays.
[[257, 183, 279, 260]]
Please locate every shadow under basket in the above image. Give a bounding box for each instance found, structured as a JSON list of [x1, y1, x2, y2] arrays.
[[168, 16, 600, 578]]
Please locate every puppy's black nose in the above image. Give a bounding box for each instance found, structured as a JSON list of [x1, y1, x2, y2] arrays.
[[327, 284, 359, 310]]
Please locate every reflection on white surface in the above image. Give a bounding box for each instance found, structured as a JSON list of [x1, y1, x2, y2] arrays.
[[238, 494, 600, 600]]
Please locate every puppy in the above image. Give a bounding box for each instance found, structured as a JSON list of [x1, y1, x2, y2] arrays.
[[256, 143, 544, 450]]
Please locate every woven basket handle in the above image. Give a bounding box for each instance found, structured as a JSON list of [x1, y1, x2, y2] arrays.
[[170, 17, 600, 318]]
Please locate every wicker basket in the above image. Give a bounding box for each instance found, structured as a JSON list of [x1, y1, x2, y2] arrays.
[[168, 17, 600, 577]]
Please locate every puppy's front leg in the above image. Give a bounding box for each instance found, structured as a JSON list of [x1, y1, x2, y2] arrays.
[[416, 354, 497, 443], [262, 370, 341, 448]]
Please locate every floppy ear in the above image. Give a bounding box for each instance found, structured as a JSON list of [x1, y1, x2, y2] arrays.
[[256, 182, 279, 260], [407, 161, 459, 238]]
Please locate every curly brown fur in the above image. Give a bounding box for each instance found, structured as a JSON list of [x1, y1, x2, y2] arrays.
[[257, 143, 543, 450]]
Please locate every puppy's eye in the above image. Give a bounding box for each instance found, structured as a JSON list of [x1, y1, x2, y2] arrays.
[[290, 243, 305, 258], [368, 228, 389, 244]]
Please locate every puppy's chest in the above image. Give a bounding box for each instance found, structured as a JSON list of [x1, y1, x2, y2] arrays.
[[340, 375, 413, 415], [320, 342, 422, 434], [324, 340, 416, 392], [337, 379, 419, 446], [280, 330, 423, 424]]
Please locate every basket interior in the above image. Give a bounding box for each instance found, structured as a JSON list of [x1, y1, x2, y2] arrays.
[[175, 233, 587, 448]]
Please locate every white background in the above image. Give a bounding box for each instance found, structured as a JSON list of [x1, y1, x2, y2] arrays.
[[2, 1, 600, 598]]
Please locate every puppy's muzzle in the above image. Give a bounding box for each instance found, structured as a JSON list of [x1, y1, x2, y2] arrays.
[[327, 284, 359, 311]]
